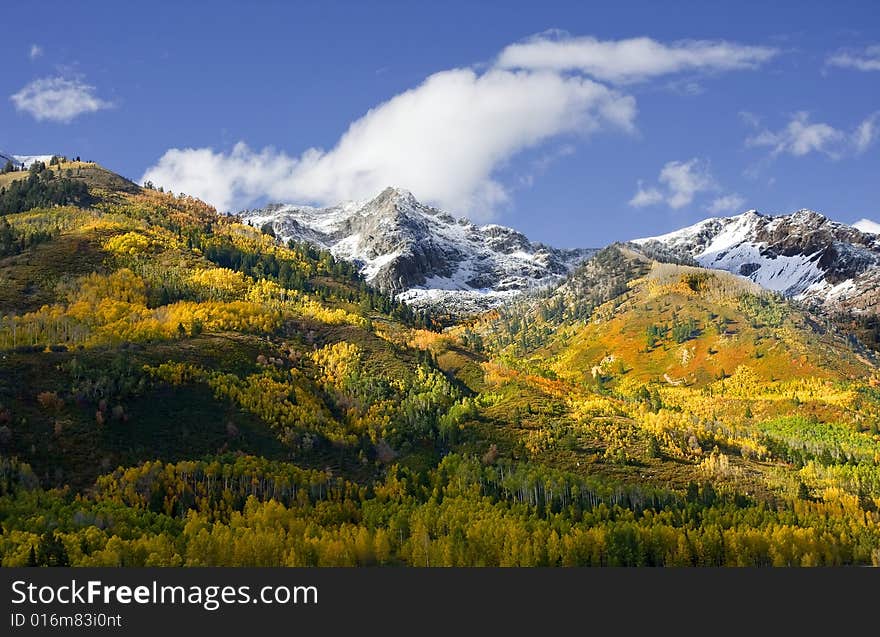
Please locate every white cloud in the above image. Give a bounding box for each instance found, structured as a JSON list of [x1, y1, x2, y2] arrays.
[[628, 182, 664, 207], [660, 160, 715, 208], [738, 110, 762, 128], [628, 159, 717, 209], [854, 112, 879, 154], [853, 218, 880, 234], [144, 68, 636, 217], [144, 33, 778, 217], [29, 44, 43, 60], [707, 193, 746, 215], [745, 111, 879, 159], [10, 76, 113, 123], [826, 45, 880, 72], [666, 80, 704, 96], [496, 33, 778, 84], [140, 144, 297, 215], [746, 112, 843, 157]]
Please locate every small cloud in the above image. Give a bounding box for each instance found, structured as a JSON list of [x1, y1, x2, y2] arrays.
[[666, 79, 705, 96], [628, 158, 717, 209], [629, 182, 665, 207], [518, 174, 535, 188], [738, 110, 762, 128], [707, 193, 746, 215], [29, 44, 43, 60], [853, 112, 879, 154], [745, 111, 879, 160], [826, 45, 880, 72], [496, 34, 779, 84], [661, 160, 716, 208], [10, 76, 113, 123], [746, 111, 844, 158], [853, 218, 880, 234]]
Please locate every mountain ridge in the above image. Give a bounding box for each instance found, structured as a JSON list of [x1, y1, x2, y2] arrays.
[[240, 187, 594, 315], [243, 192, 880, 317], [633, 208, 880, 314]]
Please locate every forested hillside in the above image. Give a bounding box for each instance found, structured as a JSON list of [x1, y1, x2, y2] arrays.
[[1, 165, 879, 566]]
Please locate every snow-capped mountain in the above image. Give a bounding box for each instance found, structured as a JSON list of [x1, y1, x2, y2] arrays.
[[0, 151, 54, 169], [633, 209, 880, 313], [240, 187, 593, 314]]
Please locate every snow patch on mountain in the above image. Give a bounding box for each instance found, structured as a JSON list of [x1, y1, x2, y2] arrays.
[[0, 151, 55, 169]]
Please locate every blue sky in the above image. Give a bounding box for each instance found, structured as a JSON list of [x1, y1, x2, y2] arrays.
[[2, 0, 879, 247]]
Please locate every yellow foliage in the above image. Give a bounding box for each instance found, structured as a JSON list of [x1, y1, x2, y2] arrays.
[[144, 362, 205, 385], [145, 301, 281, 337], [700, 450, 737, 478], [109, 190, 220, 228], [247, 279, 295, 306], [188, 267, 250, 299], [296, 298, 369, 328], [407, 329, 449, 350], [66, 269, 147, 309], [713, 366, 856, 405], [713, 364, 760, 397], [312, 342, 362, 388], [104, 231, 155, 257], [568, 396, 624, 420]]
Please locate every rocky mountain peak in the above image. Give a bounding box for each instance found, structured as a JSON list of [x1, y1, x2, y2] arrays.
[[371, 186, 418, 208], [240, 189, 594, 315]]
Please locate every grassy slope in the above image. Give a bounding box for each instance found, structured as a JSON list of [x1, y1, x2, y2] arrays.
[[1, 167, 878, 521], [441, 248, 880, 500], [0, 161, 139, 193], [548, 261, 871, 387], [0, 169, 444, 489], [0, 210, 112, 311], [2, 166, 880, 566]]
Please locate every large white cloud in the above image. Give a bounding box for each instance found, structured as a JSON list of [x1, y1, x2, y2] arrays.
[[144, 33, 778, 217], [10, 76, 113, 123], [496, 33, 778, 83], [144, 68, 636, 217], [140, 144, 300, 214]]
